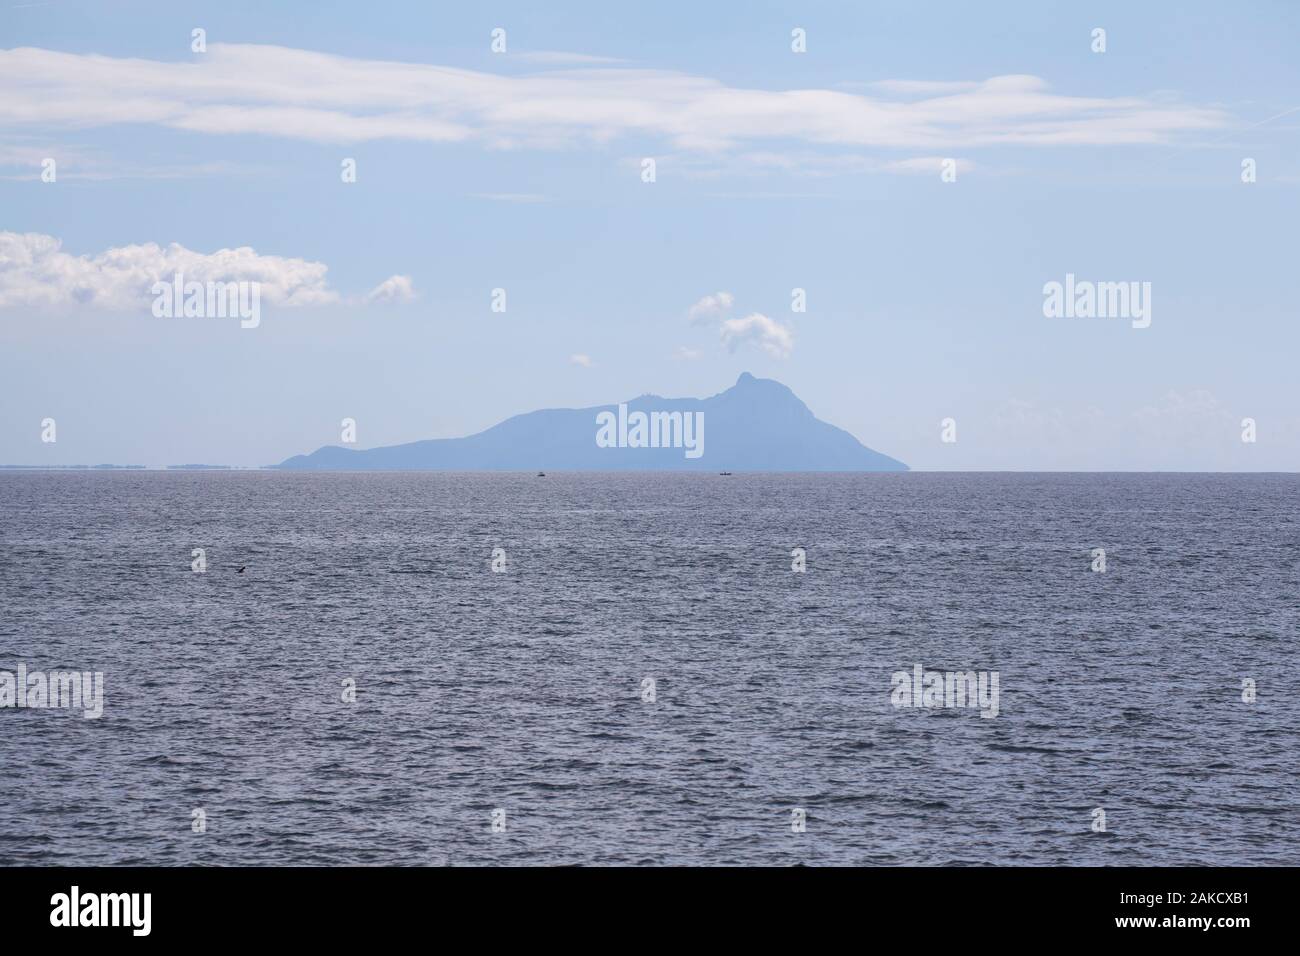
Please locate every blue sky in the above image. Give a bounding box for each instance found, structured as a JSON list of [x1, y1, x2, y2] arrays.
[[1, 0, 1297, 469]]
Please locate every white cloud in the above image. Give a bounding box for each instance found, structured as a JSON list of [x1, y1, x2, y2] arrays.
[[0, 231, 353, 311], [365, 274, 416, 304], [685, 291, 794, 358], [719, 312, 794, 359], [569, 353, 593, 367], [673, 346, 703, 361], [687, 291, 734, 323], [0, 45, 1228, 154]]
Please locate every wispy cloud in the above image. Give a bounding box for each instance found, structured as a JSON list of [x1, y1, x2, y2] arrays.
[[0, 45, 1228, 156], [364, 274, 416, 304], [569, 353, 594, 367]]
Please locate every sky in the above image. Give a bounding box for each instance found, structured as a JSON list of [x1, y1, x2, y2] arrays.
[[1, 0, 1297, 470]]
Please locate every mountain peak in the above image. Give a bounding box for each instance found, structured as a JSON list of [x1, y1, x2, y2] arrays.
[[736, 371, 756, 386]]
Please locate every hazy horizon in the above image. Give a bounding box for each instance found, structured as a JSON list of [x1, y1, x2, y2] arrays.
[[1, 368, 1295, 472]]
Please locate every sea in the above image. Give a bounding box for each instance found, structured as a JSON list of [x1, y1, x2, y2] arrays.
[[1, 471, 1296, 865]]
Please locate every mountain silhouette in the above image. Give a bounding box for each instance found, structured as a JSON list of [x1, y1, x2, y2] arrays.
[[274, 372, 907, 471]]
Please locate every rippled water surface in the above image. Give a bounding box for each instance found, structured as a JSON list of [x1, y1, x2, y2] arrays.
[[1, 471, 1297, 865]]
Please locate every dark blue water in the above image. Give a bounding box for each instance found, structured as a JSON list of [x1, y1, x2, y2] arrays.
[[1, 472, 1297, 865]]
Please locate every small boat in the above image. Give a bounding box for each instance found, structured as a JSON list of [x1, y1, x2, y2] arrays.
[[719, 471, 732, 476], [537, 471, 546, 477]]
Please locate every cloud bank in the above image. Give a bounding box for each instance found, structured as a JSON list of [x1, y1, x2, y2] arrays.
[[0, 231, 405, 311]]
